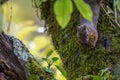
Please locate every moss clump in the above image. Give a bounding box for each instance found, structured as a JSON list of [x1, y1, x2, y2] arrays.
[[37, 0, 120, 79], [27, 59, 44, 80], [27, 58, 55, 80]]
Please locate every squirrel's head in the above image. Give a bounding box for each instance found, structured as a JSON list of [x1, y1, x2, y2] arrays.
[[77, 24, 90, 43]]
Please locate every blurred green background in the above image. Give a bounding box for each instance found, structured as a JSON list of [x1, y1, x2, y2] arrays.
[[0, 0, 66, 80]]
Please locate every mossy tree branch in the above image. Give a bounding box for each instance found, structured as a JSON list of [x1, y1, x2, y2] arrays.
[[38, 0, 120, 79]]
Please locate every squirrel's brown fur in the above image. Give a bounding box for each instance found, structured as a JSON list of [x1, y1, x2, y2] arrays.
[[77, 23, 98, 47], [77, 0, 100, 47]]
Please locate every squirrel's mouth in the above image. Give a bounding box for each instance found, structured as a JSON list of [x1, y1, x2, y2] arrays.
[[78, 38, 89, 44], [77, 34, 89, 43]]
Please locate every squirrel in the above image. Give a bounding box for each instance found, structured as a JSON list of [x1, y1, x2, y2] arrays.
[[77, 0, 100, 47], [77, 23, 98, 47]]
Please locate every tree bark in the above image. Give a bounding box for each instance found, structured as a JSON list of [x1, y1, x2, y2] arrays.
[[39, 0, 120, 79], [0, 32, 51, 80], [0, 32, 29, 80]]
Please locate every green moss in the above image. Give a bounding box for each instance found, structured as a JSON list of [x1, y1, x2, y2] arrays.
[[27, 58, 55, 80], [36, 0, 120, 79], [112, 37, 120, 53], [27, 59, 44, 80]]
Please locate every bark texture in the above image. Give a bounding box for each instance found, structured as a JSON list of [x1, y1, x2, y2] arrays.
[[0, 32, 29, 80], [0, 32, 48, 80]]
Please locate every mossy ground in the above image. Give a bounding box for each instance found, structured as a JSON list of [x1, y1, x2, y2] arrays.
[[38, 0, 120, 79]]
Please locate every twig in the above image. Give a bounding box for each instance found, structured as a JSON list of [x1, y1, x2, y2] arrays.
[[7, 0, 12, 33], [100, 3, 120, 28], [100, 3, 116, 27]]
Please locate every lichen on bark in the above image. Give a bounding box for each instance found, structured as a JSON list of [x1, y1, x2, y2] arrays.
[[0, 32, 55, 80]]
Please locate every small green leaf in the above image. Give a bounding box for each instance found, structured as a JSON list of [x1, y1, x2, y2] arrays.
[[52, 57, 59, 62], [73, 0, 93, 22], [54, 0, 73, 29], [93, 76, 102, 80], [117, 0, 120, 11], [46, 50, 53, 58], [55, 65, 67, 77], [42, 58, 47, 62]]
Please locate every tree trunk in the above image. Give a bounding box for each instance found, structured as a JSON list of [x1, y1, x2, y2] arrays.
[[0, 32, 47, 80], [0, 32, 29, 80], [39, 0, 120, 79]]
